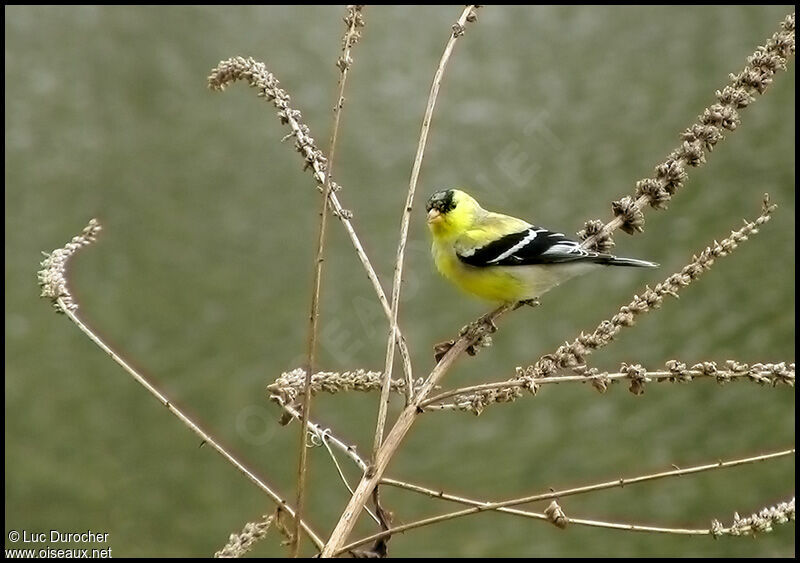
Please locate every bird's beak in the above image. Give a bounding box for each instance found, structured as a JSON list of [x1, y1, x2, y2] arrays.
[[427, 209, 442, 224]]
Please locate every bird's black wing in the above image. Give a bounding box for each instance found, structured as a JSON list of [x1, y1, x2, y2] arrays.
[[457, 227, 601, 267]]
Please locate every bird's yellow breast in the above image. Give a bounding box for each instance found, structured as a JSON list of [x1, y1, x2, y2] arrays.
[[432, 241, 527, 303]]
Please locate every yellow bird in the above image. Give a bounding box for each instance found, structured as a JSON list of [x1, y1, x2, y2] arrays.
[[426, 189, 657, 304]]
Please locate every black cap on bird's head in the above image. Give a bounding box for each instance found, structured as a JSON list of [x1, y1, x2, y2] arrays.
[[425, 189, 456, 215], [426, 189, 479, 233]]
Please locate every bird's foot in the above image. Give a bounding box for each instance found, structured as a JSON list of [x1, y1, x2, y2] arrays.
[[433, 339, 456, 363], [432, 313, 497, 362], [513, 297, 540, 311], [461, 310, 500, 336]]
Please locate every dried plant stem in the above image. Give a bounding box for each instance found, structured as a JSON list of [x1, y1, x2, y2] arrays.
[[208, 55, 413, 398], [374, 5, 480, 459], [278, 402, 380, 527], [38, 221, 326, 552], [271, 400, 794, 542], [279, 401, 369, 472], [578, 12, 795, 251], [37, 220, 324, 550], [60, 302, 324, 550], [383, 480, 725, 535], [321, 303, 506, 557], [422, 360, 795, 411], [291, 6, 365, 556], [268, 368, 413, 405], [318, 432, 382, 526], [337, 448, 795, 554]]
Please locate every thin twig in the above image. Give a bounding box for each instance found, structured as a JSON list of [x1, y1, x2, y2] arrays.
[[374, 4, 480, 459], [276, 401, 369, 471], [38, 220, 324, 550], [578, 12, 795, 252], [208, 55, 414, 404], [291, 6, 365, 556], [383, 480, 727, 535], [61, 303, 325, 550], [318, 431, 382, 526], [279, 401, 380, 525], [321, 296, 506, 557], [337, 448, 795, 554]]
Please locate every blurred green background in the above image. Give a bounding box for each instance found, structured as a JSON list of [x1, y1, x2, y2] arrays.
[[5, 5, 795, 557]]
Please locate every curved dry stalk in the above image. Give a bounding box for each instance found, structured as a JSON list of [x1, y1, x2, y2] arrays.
[[319, 306, 509, 556], [374, 4, 481, 457], [208, 55, 413, 402], [336, 448, 795, 554], [423, 360, 795, 412], [292, 6, 366, 555], [578, 12, 795, 251], [37, 220, 324, 551]]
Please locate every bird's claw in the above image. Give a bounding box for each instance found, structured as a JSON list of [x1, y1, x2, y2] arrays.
[[433, 340, 456, 363], [513, 298, 540, 310], [431, 316, 496, 361]]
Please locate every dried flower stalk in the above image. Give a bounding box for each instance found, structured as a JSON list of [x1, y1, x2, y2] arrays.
[[268, 368, 418, 406], [207, 54, 414, 394], [215, 513, 275, 558], [537, 197, 776, 370], [374, 3, 480, 456], [37, 218, 102, 313], [322, 8, 482, 555], [423, 360, 795, 414], [275, 396, 742, 541], [711, 497, 795, 538], [338, 448, 795, 554], [292, 6, 366, 555], [578, 12, 795, 251], [37, 220, 325, 550]]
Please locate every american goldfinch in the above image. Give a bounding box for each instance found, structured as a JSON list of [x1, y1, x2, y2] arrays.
[[426, 189, 657, 303]]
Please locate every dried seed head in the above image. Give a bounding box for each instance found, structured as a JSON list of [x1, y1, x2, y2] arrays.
[[577, 219, 615, 252], [38, 219, 102, 314], [611, 196, 645, 235], [215, 513, 275, 558]]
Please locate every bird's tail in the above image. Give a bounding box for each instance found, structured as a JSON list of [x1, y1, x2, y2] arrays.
[[596, 255, 659, 268]]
